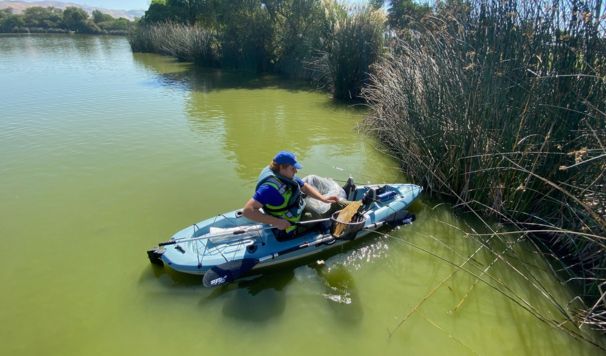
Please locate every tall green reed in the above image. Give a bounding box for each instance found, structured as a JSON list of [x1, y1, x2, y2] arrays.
[[362, 0, 606, 330], [308, 5, 386, 101]]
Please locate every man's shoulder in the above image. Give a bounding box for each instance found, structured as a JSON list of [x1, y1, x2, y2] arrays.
[[257, 182, 279, 193], [254, 183, 283, 206], [294, 176, 304, 187]]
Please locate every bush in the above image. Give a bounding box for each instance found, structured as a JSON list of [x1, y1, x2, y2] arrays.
[[270, 0, 338, 79], [310, 5, 386, 101]]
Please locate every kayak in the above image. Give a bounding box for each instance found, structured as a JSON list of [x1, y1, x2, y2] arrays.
[[147, 182, 422, 287]]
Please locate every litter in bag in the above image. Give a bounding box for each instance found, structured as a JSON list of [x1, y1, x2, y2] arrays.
[[302, 175, 346, 216]]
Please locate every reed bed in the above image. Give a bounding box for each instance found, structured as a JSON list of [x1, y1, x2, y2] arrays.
[[128, 22, 219, 65], [362, 0, 606, 331]]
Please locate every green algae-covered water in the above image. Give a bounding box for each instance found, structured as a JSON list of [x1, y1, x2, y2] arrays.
[[0, 34, 603, 355]]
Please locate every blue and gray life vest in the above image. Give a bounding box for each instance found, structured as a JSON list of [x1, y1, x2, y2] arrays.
[[255, 166, 306, 232]]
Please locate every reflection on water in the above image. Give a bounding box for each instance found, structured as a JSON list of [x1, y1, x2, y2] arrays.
[[131, 53, 381, 183], [0, 34, 106, 57]]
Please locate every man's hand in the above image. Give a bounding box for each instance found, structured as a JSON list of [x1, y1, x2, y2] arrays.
[[322, 195, 340, 204], [302, 183, 340, 204], [272, 219, 291, 231], [243, 199, 291, 230]]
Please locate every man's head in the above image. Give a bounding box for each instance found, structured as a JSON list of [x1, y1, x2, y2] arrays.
[[270, 151, 302, 179]]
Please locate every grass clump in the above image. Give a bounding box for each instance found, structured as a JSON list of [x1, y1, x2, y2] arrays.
[[128, 22, 219, 65]]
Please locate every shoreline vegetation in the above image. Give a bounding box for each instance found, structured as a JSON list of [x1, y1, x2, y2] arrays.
[[0, 6, 134, 35], [136, 0, 605, 338], [128, 0, 385, 101]]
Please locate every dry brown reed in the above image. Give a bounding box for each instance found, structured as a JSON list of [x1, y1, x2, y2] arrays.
[[128, 22, 219, 65], [362, 0, 606, 332]]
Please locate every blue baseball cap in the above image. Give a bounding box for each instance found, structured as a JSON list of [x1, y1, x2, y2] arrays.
[[273, 151, 303, 169]]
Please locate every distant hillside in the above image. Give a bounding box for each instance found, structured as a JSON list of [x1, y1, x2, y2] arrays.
[[0, 1, 144, 20]]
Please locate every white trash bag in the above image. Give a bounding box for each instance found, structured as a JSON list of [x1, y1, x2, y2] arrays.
[[302, 175, 346, 215]]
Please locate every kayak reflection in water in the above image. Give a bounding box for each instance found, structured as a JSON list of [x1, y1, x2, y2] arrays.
[[242, 151, 340, 241]]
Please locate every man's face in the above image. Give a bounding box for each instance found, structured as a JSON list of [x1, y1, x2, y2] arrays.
[[280, 164, 297, 179]]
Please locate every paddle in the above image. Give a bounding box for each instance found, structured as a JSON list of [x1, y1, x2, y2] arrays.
[[159, 218, 331, 247], [159, 225, 264, 246]]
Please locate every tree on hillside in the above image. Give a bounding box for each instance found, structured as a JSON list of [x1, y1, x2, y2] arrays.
[[142, 0, 211, 25], [23, 6, 63, 29], [0, 8, 12, 22], [92, 9, 114, 23], [0, 11, 24, 32], [63, 7, 99, 33], [105, 17, 130, 32], [0, 8, 12, 16]]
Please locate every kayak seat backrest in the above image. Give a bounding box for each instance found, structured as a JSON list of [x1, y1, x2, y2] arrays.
[[342, 177, 356, 201], [351, 187, 366, 201]]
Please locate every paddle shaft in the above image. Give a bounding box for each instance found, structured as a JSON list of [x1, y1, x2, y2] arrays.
[[159, 226, 261, 246], [159, 218, 331, 246]]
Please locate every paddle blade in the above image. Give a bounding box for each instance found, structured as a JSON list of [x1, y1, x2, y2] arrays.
[[202, 258, 259, 287]]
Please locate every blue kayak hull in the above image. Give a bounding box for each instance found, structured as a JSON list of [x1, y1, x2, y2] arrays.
[[155, 183, 422, 275]]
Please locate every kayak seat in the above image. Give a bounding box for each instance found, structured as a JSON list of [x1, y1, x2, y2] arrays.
[[342, 177, 356, 201]]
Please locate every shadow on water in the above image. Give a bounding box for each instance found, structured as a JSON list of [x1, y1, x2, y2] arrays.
[[139, 263, 293, 320], [217, 269, 294, 322], [139, 263, 204, 288], [0, 34, 115, 59], [139, 257, 365, 325], [132, 52, 370, 183]]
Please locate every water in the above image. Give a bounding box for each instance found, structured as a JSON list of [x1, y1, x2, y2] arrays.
[[0, 34, 603, 355]]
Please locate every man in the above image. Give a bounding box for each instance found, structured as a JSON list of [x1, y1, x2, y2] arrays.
[[243, 151, 339, 239]]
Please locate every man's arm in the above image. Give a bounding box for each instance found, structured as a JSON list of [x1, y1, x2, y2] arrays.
[[301, 183, 339, 203], [242, 198, 290, 230]]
